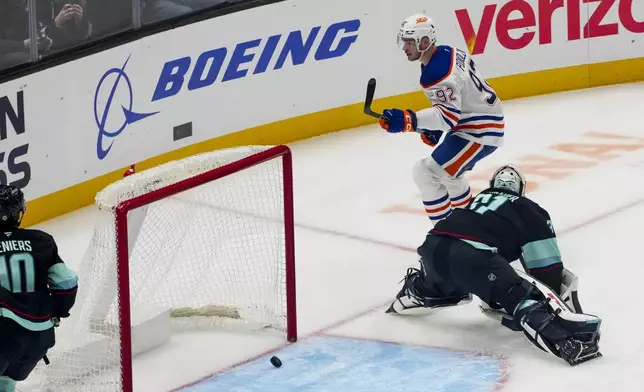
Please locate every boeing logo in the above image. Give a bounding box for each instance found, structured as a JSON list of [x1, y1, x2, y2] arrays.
[[92, 19, 361, 160], [94, 55, 159, 160]]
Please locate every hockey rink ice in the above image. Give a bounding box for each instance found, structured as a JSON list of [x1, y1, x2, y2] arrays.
[[21, 81, 644, 391]]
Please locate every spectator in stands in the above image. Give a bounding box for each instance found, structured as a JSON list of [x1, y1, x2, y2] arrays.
[[45, 0, 92, 52], [0, 0, 255, 72], [0, 0, 45, 70], [0, 0, 92, 71]]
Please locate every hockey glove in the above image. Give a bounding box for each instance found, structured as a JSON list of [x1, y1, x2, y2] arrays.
[[379, 109, 417, 133], [420, 130, 443, 147]]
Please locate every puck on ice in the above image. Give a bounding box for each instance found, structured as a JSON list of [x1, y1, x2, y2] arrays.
[[270, 356, 282, 368]]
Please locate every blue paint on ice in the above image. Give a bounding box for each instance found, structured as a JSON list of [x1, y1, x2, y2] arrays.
[[179, 335, 504, 392]]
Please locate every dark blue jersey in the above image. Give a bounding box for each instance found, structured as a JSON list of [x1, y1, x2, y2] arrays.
[[430, 188, 563, 292], [0, 228, 78, 331]]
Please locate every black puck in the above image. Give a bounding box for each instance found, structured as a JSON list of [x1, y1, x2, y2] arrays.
[[270, 356, 282, 368]]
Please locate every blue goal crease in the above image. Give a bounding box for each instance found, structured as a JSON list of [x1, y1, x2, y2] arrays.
[[178, 335, 505, 392]]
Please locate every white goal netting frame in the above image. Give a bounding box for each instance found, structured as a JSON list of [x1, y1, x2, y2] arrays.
[[26, 145, 297, 392]]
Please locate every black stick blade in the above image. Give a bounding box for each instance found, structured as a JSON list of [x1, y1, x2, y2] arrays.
[[363, 78, 382, 119]]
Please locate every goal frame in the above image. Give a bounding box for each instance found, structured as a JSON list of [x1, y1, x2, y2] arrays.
[[112, 145, 297, 391]]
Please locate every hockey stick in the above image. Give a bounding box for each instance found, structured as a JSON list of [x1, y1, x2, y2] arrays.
[[363, 78, 384, 120]]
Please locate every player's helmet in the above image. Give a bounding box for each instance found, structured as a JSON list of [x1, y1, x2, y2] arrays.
[[397, 14, 437, 54], [490, 164, 527, 196], [0, 185, 26, 228]]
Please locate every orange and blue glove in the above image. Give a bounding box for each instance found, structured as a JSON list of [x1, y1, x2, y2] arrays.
[[379, 109, 417, 133], [420, 130, 443, 147]]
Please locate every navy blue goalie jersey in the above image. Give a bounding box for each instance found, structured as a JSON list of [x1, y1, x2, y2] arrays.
[[430, 188, 563, 292]]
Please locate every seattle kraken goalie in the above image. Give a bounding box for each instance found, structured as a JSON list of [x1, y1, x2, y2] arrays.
[[387, 164, 601, 366]]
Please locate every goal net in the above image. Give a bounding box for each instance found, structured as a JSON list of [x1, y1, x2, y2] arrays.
[[26, 145, 296, 391]]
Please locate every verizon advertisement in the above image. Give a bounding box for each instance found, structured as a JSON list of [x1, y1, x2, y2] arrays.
[[0, 0, 641, 202], [457, 0, 644, 54], [448, 0, 644, 74]]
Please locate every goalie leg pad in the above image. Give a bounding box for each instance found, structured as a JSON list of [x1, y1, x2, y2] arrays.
[[560, 268, 583, 313], [515, 298, 602, 366], [481, 265, 584, 326], [479, 300, 522, 331]]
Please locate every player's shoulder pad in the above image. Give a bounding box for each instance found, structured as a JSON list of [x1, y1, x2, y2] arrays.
[[511, 195, 552, 222], [521, 197, 551, 216], [420, 45, 455, 89], [20, 228, 56, 244]]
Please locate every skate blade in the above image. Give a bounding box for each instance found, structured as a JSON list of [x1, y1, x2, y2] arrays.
[[385, 297, 421, 315], [385, 299, 447, 316], [385, 299, 431, 316], [566, 351, 602, 366]]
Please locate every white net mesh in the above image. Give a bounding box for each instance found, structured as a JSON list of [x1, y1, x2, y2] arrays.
[[25, 146, 289, 391]]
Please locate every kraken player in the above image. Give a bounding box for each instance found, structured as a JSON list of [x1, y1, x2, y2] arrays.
[[0, 185, 78, 391], [379, 14, 504, 224], [387, 165, 602, 366]]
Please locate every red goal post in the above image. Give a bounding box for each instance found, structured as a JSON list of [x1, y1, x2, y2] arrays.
[[29, 145, 296, 392]]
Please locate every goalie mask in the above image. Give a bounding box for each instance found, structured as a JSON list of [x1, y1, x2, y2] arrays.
[[490, 164, 527, 196], [0, 185, 26, 228]]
